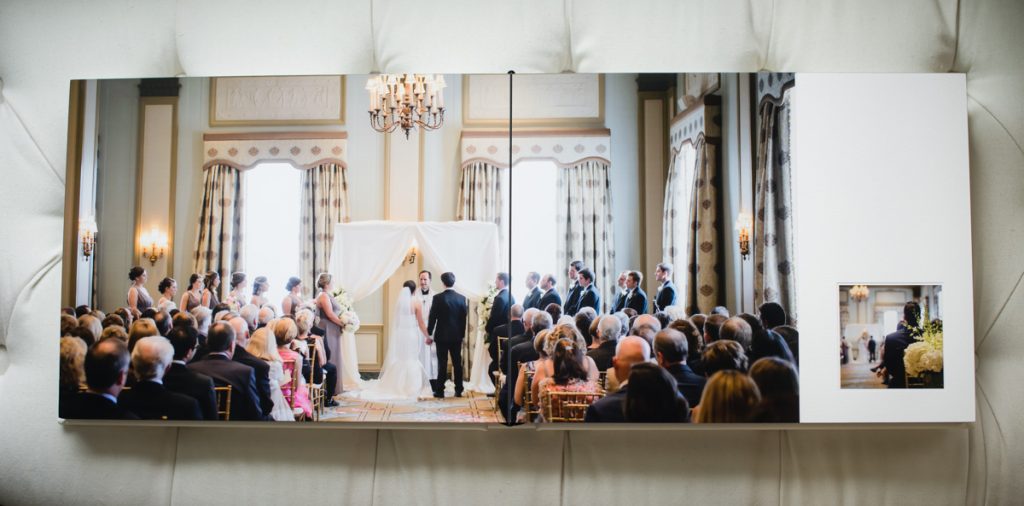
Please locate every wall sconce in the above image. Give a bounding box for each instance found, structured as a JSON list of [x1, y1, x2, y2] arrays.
[[405, 246, 418, 265], [79, 216, 97, 258], [139, 227, 168, 266], [735, 213, 752, 260]]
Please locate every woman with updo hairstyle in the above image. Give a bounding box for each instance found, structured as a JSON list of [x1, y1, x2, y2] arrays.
[[126, 266, 153, 318], [694, 370, 761, 423], [202, 271, 221, 309], [156, 277, 178, 312], [282, 276, 304, 317], [314, 272, 346, 395], [701, 339, 750, 377], [274, 318, 312, 418], [179, 273, 204, 312], [625, 362, 690, 423], [536, 337, 600, 421], [225, 272, 247, 310], [250, 275, 270, 307]]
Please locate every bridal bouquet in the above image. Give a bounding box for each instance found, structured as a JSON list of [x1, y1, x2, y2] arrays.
[[331, 286, 355, 314], [340, 310, 361, 334], [904, 309, 943, 378], [477, 284, 499, 342], [331, 287, 360, 333]]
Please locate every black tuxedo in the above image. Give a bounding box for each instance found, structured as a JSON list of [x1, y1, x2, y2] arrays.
[[504, 340, 541, 419], [118, 380, 203, 420], [188, 354, 268, 421], [428, 288, 469, 396], [232, 346, 273, 417], [664, 362, 706, 407], [501, 330, 534, 374], [486, 288, 513, 336], [538, 288, 562, 310], [573, 284, 600, 314], [65, 392, 140, 420], [750, 329, 796, 366], [882, 325, 916, 388], [611, 290, 627, 313], [564, 282, 583, 315], [523, 286, 542, 310], [654, 281, 677, 312], [164, 362, 218, 420], [625, 287, 648, 314], [586, 340, 617, 372], [584, 385, 627, 423], [493, 319, 525, 375]]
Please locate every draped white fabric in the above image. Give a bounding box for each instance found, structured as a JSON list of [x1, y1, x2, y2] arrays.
[[328, 221, 500, 302]]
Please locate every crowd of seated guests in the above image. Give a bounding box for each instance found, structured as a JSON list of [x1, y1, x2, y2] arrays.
[[494, 261, 800, 424], [58, 266, 333, 422]]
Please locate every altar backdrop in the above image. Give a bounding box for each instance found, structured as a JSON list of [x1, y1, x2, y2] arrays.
[[328, 221, 501, 301]]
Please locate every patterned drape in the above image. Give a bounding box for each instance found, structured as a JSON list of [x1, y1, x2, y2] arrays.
[[301, 162, 350, 299], [683, 137, 721, 315], [457, 161, 507, 260], [754, 91, 797, 324], [663, 144, 697, 294], [556, 159, 615, 313], [193, 164, 244, 295]]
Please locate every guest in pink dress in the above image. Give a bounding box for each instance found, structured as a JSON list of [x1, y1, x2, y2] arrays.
[[273, 319, 312, 418]]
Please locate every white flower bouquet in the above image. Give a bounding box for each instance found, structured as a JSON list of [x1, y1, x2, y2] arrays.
[[477, 284, 498, 342], [331, 286, 355, 314], [332, 287, 359, 334], [340, 310, 360, 334], [903, 307, 943, 379]]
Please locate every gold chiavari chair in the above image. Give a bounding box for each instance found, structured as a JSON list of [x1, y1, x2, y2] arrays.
[[214, 386, 232, 421], [597, 371, 608, 392], [281, 358, 302, 420], [543, 390, 605, 422], [522, 369, 538, 423], [306, 341, 325, 420]]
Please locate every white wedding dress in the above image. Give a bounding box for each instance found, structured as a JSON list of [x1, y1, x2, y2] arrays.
[[347, 289, 432, 401]]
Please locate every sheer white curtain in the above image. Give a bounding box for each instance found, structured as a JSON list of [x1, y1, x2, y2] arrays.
[[663, 143, 698, 291]]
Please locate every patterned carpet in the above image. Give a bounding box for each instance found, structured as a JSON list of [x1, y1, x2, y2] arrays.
[[321, 391, 500, 423], [840, 360, 886, 389]]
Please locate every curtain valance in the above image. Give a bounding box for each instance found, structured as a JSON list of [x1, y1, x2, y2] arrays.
[[201, 132, 348, 171], [460, 129, 610, 169]]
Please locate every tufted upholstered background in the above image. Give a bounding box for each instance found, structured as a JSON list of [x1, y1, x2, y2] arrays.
[[0, 1, 1021, 504]]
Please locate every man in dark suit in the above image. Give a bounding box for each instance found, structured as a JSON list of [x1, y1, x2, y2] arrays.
[[227, 315, 273, 417], [624, 271, 648, 314], [587, 315, 622, 372], [537, 274, 562, 310], [188, 322, 268, 421], [119, 336, 202, 420], [492, 304, 525, 375], [486, 273, 515, 376], [522, 271, 542, 310], [563, 260, 585, 316], [164, 325, 218, 420], [66, 337, 139, 420], [654, 329, 706, 407], [427, 272, 469, 397], [883, 301, 921, 388], [571, 268, 601, 315], [501, 308, 537, 374], [500, 310, 554, 422], [611, 271, 629, 313], [584, 336, 650, 423], [653, 263, 678, 312]]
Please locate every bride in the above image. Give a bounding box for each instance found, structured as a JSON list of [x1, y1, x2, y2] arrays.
[[348, 280, 432, 401]]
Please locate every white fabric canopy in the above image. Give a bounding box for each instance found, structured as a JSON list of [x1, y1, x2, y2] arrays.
[[328, 221, 501, 301]]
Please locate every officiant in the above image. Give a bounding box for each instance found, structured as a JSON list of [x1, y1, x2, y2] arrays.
[[417, 270, 438, 378]]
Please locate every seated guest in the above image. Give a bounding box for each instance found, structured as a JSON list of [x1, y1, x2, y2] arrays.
[[584, 336, 650, 423], [494, 304, 526, 341], [295, 308, 337, 406], [70, 326, 97, 347], [274, 319, 312, 419], [882, 301, 921, 388], [613, 312, 629, 335], [669, 318, 705, 376], [623, 308, 638, 319], [172, 311, 196, 329], [544, 303, 562, 325], [78, 314, 103, 345], [654, 329, 706, 407], [141, 308, 158, 320], [60, 314, 79, 337], [248, 323, 295, 421], [127, 318, 159, 353], [113, 307, 134, 330], [188, 322, 268, 421], [152, 310, 172, 337], [191, 306, 212, 340], [503, 308, 539, 365], [164, 326, 218, 420], [653, 311, 671, 331], [774, 325, 800, 367], [501, 311, 554, 421], [536, 337, 600, 421], [67, 338, 138, 420], [62, 306, 76, 316], [58, 336, 87, 418], [587, 315, 622, 372], [741, 311, 795, 366], [119, 336, 202, 420], [690, 314, 707, 336], [511, 329, 553, 420], [694, 370, 761, 423], [492, 304, 525, 373], [101, 314, 125, 331], [239, 304, 259, 333], [100, 325, 129, 343], [624, 363, 690, 423], [587, 318, 600, 349], [74, 305, 92, 318], [720, 316, 753, 353], [630, 314, 662, 353], [703, 314, 727, 344], [229, 315, 272, 417], [256, 305, 275, 329], [702, 340, 749, 377], [532, 324, 599, 402], [749, 357, 800, 423], [574, 310, 595, 347], [711, 306, 730, 317]]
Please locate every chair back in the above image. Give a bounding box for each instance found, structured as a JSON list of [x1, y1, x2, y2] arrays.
[[307, 340, 325, 419], [543, 389, 604, 422], [213, 385, 232, 421], [281, 358, 298, 408], [522, 369, 538, 422], [597, 371, 608, 391]]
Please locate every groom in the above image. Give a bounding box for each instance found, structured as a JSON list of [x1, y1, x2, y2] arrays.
[[427, 272, 468, 398]]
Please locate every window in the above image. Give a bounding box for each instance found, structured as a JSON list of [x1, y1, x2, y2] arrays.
[[509, 160, 558, 302], [243, 162, 302, 306]]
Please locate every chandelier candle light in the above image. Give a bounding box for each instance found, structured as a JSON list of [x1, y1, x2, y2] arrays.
[[850, 284, 870, 302], [367, 74, 446, 139]]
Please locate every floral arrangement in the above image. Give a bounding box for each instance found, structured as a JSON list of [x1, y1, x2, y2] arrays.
[[331, 286, 360, 334], [477, 283, 499, 342], [904, 308, 943, 378], [340, 310, 360, 334]]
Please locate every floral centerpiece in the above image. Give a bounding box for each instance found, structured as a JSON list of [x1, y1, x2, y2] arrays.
[[331, 286, 360, 334], [477, 283, 499, 343], [903, 307, 943, 388]]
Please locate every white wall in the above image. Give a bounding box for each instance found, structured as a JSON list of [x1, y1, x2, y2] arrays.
[[604, 74, 641, 283]]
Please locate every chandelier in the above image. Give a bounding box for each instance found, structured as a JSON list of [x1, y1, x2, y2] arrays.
[[366, 74, 446, 139], [850, 285, 870, 302]]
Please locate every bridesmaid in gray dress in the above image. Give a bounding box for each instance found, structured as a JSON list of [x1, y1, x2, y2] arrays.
[[127, 266, 153, 318], [315, 272, 345, 395]]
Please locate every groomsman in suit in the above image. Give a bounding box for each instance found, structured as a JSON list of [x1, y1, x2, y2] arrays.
[[564, 260, 585, 316], [624, 271, 649, 314], [188, 322, 269, 421], [487, 273, 515, 375], [538, 274, 562, 309], [164, 325, 218, 420], [428, 272, 469, 397], [119, 336, 203, 420], [572, 268, 601, 314], [653, 263, 678, 313], [611, 271, 629, 313], [522, 272, 542, 310], [67, 338, 139, 420]]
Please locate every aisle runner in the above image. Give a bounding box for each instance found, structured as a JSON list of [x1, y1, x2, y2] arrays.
[[322, 392, 499, 423]]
